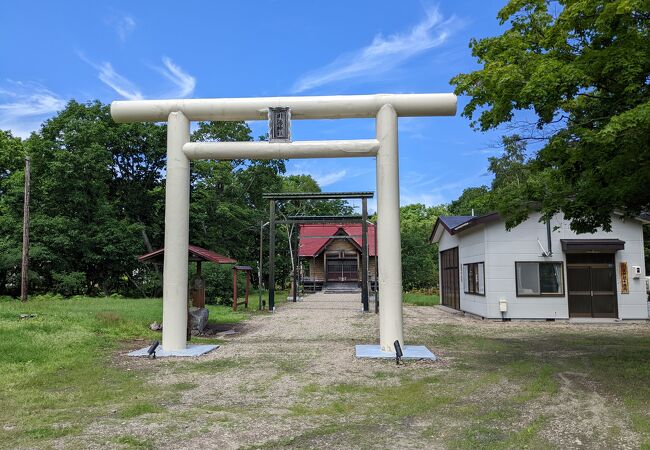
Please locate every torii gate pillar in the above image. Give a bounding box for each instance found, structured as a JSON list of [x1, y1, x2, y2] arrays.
[[376, 104, 403, 350], [162, 112, 191, 350]]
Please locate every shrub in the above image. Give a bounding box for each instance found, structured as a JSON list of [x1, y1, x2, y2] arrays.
[[51, 272, 86, 297], [188, 264, 248, 306]]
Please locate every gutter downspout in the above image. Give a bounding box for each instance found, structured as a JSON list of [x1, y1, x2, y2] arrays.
[[546, 220, 553, 257]]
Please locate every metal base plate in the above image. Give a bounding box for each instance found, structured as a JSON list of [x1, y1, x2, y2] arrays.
[[127, 344, 219, 358], [355, 344, 437, 361]]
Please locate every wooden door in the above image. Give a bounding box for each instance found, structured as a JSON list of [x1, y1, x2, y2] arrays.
[[567, 254, 618, 318], [326, 259, 358, 282], [440, 247, 460, 310]]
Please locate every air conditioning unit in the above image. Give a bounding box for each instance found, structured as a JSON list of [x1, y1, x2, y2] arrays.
[[631, 266, 641, 279]]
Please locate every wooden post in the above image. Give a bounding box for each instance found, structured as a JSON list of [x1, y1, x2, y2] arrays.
[[193, 260, 205, 308], [374, 220, 379, 314], [232, 268, 238, 311], [268, 200, 276, 311], [245, 271, 250, 308], [258, 221, 264, 310], [361, 198, 369, 311], [20, 156, 30, 303], [292, 228, 298, 302]]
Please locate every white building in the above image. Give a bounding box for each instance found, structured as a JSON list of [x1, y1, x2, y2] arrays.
[[430, 212, 649, 320]]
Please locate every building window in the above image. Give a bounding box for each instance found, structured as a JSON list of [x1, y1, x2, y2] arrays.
[[463, 262, 485, 295], [515, 262, 564, 296]]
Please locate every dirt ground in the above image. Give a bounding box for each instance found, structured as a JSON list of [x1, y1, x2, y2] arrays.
[[56, 292, 650, 449]]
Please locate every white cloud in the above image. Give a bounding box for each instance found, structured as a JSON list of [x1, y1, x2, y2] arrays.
[[155, 57, 196, 98], [399, 169, 491, 207], [286, 162, 351, 188], [96, 62, 144, 100], [115, 15, 136, 42], [400, 191, 446, 207], [0, 81, 67, 137], [78, 52, 143, 100], [314, 169, 347, 187], [292, 6, 460, 93], [80, 53, 195, 100]]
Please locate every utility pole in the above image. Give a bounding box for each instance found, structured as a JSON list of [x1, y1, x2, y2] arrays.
[[258, 221, 264, 310], [20, 155, 30, 302]]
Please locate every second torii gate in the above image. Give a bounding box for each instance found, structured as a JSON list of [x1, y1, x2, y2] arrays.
[[111, 93, 456, 353]]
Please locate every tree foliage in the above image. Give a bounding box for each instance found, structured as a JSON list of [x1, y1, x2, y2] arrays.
[[0, 101, 355, 298], [451, 0, 650, 233], [400, 203, 448, 291]]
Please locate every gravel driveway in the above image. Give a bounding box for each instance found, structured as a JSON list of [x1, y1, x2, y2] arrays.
[[60, 292, 649, 449]]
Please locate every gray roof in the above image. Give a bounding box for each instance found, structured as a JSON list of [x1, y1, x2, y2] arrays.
[[430, 210, 649, 244], [437, 215, 475, 230], [429, 213, 501, 243]]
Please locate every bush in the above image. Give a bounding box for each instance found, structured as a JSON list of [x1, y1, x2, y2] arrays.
[[189, 264, 249, 306], [51, 272, 86, 297], [30, 293, 65, 301]]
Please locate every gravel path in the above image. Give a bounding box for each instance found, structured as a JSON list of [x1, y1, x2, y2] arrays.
[[62, 293, 649, 449]]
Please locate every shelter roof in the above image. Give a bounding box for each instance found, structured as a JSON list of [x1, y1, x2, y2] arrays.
[[138, 245, 237, 265]]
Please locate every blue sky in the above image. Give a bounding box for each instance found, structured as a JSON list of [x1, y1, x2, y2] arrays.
[[0, 1, 508, 210]]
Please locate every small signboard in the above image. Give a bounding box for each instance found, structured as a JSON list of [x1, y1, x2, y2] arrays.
[[620, 262, 629, 294], [268, 107, 291, 142]]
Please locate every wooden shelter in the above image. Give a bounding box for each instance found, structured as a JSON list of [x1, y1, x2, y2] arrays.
[[138, 245, 237, 308]]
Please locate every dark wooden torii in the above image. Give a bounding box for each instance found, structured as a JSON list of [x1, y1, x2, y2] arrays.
[[262, 191, 374, 312]]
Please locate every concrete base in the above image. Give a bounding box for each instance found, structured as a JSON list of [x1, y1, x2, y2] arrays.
[[355, 344, 437, 361], [127, 344, 219, 358]]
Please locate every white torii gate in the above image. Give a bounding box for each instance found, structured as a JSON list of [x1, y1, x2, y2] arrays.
[[111, 93, 456, 353]]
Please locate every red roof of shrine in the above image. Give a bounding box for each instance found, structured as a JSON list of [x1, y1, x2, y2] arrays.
[[298, 224, 376, 257]]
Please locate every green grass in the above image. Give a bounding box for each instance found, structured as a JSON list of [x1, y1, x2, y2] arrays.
[[403, 291, 440, 306], [0, 295, 246, 449], [238, 289, 289, 311]]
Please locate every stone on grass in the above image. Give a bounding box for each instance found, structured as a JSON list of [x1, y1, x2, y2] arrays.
[[189, 307, 209, 334], [149, 321, 162, 331]]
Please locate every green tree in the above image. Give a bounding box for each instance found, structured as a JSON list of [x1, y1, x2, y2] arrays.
[[400, 203, 448, 291], [451, 0, 650, 233], [0, 131, 27, 295], [448, 186, 494, 216], [26, 101, 146, 295]]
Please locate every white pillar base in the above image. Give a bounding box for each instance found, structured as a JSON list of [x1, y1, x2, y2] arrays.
[[128, 344, 219, 358], [355, 344, 436, 360]]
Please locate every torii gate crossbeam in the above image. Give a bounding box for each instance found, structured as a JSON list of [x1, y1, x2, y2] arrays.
[[111, 93, 456, 353]]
